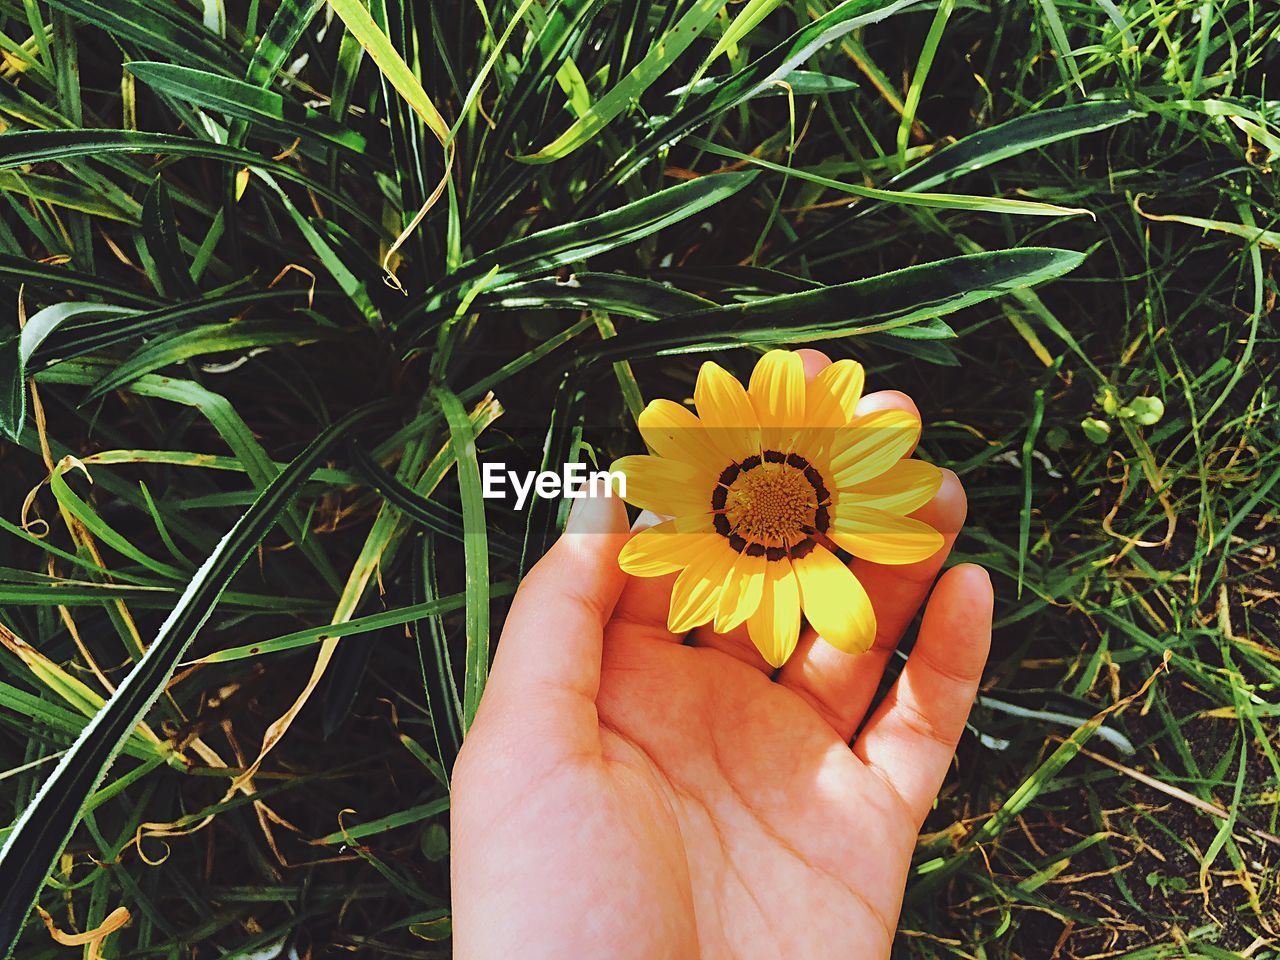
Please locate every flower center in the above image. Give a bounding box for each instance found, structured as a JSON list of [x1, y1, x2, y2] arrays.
[[711, 451, 831, 560], [725, 466, 813, 543]]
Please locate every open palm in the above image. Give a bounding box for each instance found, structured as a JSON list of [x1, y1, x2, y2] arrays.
[[452, 374, 992, 960]]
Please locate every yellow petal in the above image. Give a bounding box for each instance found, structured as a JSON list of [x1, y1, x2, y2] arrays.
[[748, 350, 804, 450], [828, 408, 920, 488], [694, 360, 760, 463], [836, 459, 941, 514], [611, 454, 713, 516], [669, 537, 739, 633], [713, 550, 766, 633], [793, 545, 876, 655], [805, 359, 865, 428], [829, 508, 944, 564], [618, 516, 717, 577], [746, 560, 801, 667], [637, 399, 727, 479], [797, 360, 866, 471]]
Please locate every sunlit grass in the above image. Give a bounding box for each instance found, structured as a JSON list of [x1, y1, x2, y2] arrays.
[[0, 0, 1277, 956]]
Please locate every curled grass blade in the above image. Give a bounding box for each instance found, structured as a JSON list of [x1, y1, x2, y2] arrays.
[[0, 401, 391, 956]]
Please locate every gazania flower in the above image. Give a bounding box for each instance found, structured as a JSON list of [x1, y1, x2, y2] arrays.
[[612, 350, 944, 667]]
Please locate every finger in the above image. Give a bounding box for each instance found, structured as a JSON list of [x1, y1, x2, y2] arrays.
[[687, 611, 773, 670], [852, 389, 921, 447], [612, 510, 683, 639], [796, 347, 832, 378], [484, 491, 630, 704], [779, 469, 967, 740], [852, 564, 993, 827]]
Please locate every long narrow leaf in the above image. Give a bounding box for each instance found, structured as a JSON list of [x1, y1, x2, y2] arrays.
[[0, 401, 390, 957], [889, 101, 1145, 194], [434, 387, 490, 733], [518, 0, 727, 162], [41, 0, 243, 72], [127, 62, 369, 154], [580, 0, 928, 204], [411, 171, 757, 322], [1, 302, 134, 440], [591, 248, 1086, 358], [0, 131, 384, 232]]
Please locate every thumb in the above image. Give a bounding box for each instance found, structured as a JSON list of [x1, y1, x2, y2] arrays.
[[483, 488, 630, 709]]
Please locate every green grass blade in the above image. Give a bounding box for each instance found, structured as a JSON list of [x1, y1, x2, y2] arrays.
[[315, 797, 449, 845], [30, 289, 303, 369], [895, 0, 952, 164], [126, 62, 369, 154], [1, 302, 134, 441], [0, 255, 160, 306], [243, 0, 326, 87], [518, 0, 727, 162], [412, 171, 757, 321], [472, 272, 716, 320], [593, 247, 1086, 357], [433, 387, 491, 734], [0, 131, 384, 232], [580, 0, 929, 202], [1033, 0, 1085, 95], [41, 0, 243, 71], [191, 588, 513, 664], [0, 401, 389, 956], [689, 136, 1093, 218], [888, 101, 1144, 194], [140, 177, 197, 299], [48, 463, 188, 580], [84, 319, 334, 401]]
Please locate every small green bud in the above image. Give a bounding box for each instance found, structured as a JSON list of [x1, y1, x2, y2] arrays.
[[1081, 417, 1111, 443], [1099, 387, 1120, 416], [1128, 396, 1165, 426]]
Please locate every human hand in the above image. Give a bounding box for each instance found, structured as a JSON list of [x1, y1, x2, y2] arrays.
[[450, 352, 993, 959]]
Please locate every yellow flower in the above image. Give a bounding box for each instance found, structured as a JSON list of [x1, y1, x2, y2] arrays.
[[613, 350, 944, 668]]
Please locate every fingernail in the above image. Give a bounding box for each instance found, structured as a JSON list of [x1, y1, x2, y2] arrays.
[[631, 509, 667, 533], [565, 486, 621, 536]]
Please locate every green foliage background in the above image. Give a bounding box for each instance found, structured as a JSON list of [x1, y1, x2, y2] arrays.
[[0, 0, 1277, 955]]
